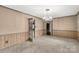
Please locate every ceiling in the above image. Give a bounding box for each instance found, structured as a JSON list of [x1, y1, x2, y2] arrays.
[[4, 5, 79, 18]]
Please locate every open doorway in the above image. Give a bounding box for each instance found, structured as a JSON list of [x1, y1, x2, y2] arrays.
[[46, 23, 51, 35], [28, 18, 35, 41]]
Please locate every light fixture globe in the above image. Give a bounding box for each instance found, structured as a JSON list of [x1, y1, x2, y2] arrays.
[[43, 16, 52, 21], [43, 9, 53, 21]]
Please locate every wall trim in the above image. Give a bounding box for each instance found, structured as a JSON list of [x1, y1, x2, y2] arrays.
[[0, 5, 42, 20]]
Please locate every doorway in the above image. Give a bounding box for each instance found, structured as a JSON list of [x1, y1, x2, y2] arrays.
[[46, 23, 50, 35], [28, 18, 35, 41]]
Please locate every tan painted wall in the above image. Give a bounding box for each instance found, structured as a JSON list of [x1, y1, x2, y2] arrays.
[[77, 13, 79, 40], [77, 13, 79, 32], [0, 6, 43, 36], [0, 6, 28, 35], [0, 6, 43, 49], [35, 18, 43, 31], [53, 15, 77, 39], [53, 15, 77, 31], [35, 18, 44, 37]]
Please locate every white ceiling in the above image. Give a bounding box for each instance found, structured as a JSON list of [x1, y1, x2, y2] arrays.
[[4, 5, 79, 18]]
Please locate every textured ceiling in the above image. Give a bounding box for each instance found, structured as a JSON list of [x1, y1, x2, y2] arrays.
[[4, 5, 79, 18]]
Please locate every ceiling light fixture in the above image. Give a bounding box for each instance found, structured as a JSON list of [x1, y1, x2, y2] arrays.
[[43, 9, 53, 21]]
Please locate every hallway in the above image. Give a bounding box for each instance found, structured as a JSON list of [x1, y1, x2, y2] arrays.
[[0, 5, 79, 53], [0, 0, 79, 58], [0, 36, 79, 53]]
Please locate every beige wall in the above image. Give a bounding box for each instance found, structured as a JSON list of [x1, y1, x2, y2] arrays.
[[77, 13, 79, 32], [0, 6, 28, 35], [53, 15, 77, 31], [77, 12, 79, 40], [0, 6, 43, 36], [35, 18, 44, 37], [0, 6, 43, 49], [53, 15, 77, 39], [35, 18, 43, 31]]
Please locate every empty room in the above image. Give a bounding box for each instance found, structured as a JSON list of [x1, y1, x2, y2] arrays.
[[0, 5, 79, 53]]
